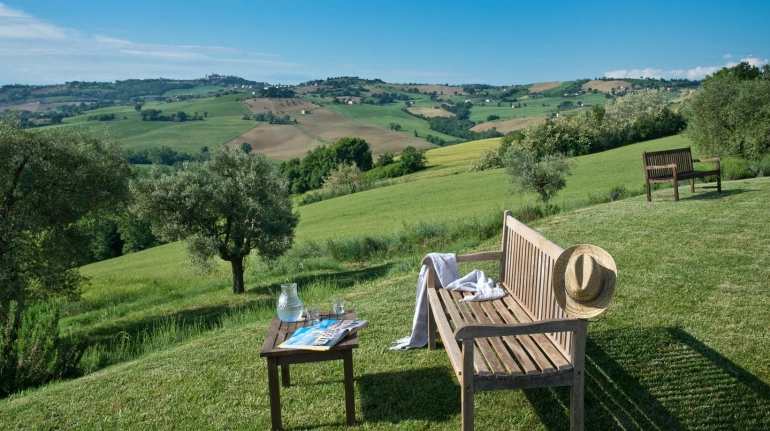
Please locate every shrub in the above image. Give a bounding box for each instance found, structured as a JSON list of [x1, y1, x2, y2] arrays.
[[362, 163, 407, 181], [512, 204, 561, 224], [758, 155, 770, 177], [0, 301, 87, 398], [586, 185, 644, 205], [322, 163, 367, 193], [469, 148, 503, 172], [721, 157, 755, 180]]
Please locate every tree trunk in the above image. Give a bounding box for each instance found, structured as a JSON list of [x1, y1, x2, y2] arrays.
[[231, 257, 245, 294]]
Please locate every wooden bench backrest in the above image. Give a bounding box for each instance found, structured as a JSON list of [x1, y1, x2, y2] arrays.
[[643, 147, 694, 179], [499, 212, 573, 357]]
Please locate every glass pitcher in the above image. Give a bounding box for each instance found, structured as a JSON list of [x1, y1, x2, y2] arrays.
[[277, 283, 303, 322]]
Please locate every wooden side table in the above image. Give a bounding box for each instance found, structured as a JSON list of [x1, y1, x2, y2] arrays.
[[259, 310, 358, 430]]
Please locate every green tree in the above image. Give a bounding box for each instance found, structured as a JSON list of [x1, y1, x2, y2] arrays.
[[686, 62, 770, 161], [399, 146, 427, 173], [240, 142, 252, 154], [503, 146, 572, 202], [131, 149, 298, 294], [0, 118, 131, 310], [322, 163, 367, 193]]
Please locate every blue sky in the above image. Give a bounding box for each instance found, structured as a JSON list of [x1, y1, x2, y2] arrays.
[[1, 0, 768, 86]]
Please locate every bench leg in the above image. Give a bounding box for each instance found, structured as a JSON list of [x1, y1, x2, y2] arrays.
[[690, 179, 695, 193], [673, 182, 679, 201], [461, 339, 475, 431], [570, 320, 588, 431], [717, 175, 721, 192], [427, 268, 437, 350]]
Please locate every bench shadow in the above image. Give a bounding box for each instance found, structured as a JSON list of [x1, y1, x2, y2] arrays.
[[357, 367, 460, 424], [683, 188, 746, 201], [525, 326, 770, 430]]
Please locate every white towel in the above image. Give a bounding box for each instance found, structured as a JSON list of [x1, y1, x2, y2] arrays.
[[390, 253, 506, 350]]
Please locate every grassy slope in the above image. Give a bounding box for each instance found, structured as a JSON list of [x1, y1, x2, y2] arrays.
[[2, 142, 768, 429], [324, 102, 458, 142], [296, 135, 688, 241], [62, 94, 254, 153]]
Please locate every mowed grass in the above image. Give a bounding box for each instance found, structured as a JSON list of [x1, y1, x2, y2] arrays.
[[2, 159, 769, 429], [296, 134, 693, 241], [62, 94, 254, 153]]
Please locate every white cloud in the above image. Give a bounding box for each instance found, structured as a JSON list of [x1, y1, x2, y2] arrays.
[[605, 56, 769, 80], [723, 54, 733, 59], [0, 4, 303, 84], [0, 3, 71, 39]]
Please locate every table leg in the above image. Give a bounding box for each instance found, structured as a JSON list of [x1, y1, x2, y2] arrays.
[[267, 358, 282, 430], [343, 349, 356, 426], [281, 364, 291, 387]]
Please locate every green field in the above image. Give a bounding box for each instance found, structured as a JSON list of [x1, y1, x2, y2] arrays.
[[62, 94, 254, 153], [2, 130, 768, 430], [161, 85, 228, 97], [325, 102, 458, 142]]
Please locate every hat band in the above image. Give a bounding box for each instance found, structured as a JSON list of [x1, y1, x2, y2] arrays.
[[565, 279, 604, 304]]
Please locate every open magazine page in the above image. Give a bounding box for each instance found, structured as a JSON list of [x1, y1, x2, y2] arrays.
[[278, 319, 369, 351]]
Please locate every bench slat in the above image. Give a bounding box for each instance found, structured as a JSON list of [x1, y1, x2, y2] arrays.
[[497, 295, 558, 374], [449, 290, 497, 377], [466, 299, 518, 378], [479, 300, 533, 377], [427, 288, 463, 377], [437, 288, 488, 376], [502, 294, 572, 371]]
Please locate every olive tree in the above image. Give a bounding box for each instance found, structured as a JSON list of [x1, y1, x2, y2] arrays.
[[503, 146, 572, 202], [131, 149, 299, 294], [0, 117, 132, 310], [686, 62, 770, 161]]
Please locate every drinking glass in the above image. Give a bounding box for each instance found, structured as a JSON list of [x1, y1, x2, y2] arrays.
[[306, 306, 320, 325], [332, 296, 345, 315]]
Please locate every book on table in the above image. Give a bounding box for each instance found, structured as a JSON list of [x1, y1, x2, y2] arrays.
[[278, 319, 369, 351]]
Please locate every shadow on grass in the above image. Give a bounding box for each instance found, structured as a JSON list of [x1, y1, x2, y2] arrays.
[[526, 326, 770, 430], [357, 367, 460, 424], [246, 263, 393, 297], [86, 264, 392, 351], [684, 187, 746, 201]]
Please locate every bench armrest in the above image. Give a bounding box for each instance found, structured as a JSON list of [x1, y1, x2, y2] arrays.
[[421, 251, 503, 266], [454, 318, 580, 340], [693, 157, 721, 165], [646, 163, 677, 171]]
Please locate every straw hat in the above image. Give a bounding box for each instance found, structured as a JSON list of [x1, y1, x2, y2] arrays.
[[553, 244, 617, 319]]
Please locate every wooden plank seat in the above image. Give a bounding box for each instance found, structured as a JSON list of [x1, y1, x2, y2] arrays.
[[423, 211, 587, 431], [643, 146, 721, 201]]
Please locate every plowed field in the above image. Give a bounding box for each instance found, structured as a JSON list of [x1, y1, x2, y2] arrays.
[[582, 80, 632, 92], [528, 82, 562, 93], [471, 117, 546, 134], [226, 107, 433, 159]]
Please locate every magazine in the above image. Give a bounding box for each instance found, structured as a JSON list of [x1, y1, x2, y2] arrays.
[[278, 319, 369, 351]]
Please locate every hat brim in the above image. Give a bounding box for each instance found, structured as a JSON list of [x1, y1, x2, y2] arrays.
[[553, 244, 616, 319]]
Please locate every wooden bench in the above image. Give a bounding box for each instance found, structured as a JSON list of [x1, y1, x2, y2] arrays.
[[642, 147, 721, 201], [423, 211, 591, 431]]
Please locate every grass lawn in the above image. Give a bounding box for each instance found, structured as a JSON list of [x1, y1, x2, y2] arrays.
[[3, 133, 767, 430], [3, 177, 769, 430]]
